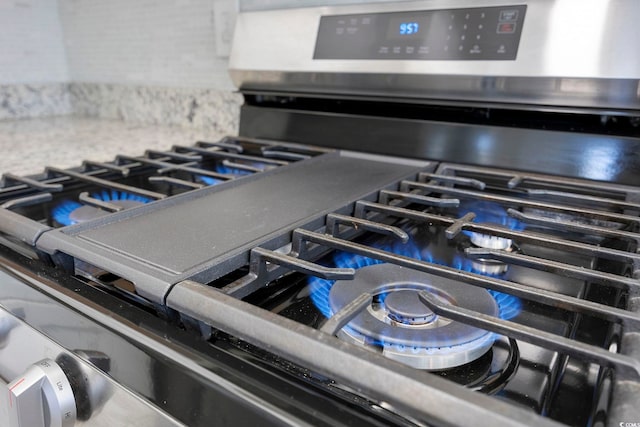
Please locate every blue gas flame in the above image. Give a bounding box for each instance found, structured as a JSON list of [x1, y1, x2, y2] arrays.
[[216, 164, 253, 176], [452, 255, 522, 320], [310, 239, 432, 319], [310, 238, 522, 321], [488, 289, 522, 321], [51, 201, 83, 226], [198, 163, 255, 186], [457, 200, 524, 238], [309, 241, 396, 318], [198, 175, 224, 186], [52, 190, 150, 226], [91, 190, 150, 204]]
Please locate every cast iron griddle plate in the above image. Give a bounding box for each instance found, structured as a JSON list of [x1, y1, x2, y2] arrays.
[[36, 152, 432, 303]]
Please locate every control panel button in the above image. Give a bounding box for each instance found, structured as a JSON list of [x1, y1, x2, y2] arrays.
[[497, 22, 516, 34], [499, 10, 519, 21]]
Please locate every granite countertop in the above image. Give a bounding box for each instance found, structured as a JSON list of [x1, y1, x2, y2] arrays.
[[0, 116, 231, 176]]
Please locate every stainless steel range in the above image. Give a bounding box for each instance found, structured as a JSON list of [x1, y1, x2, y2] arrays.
[[1, 1, 640, 426]]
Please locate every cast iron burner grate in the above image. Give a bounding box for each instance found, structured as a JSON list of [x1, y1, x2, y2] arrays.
[[0, 137, 320, 231], [330, 263, 499, 370], [2, 144, 640, 426], [167, 162, 640, 426]]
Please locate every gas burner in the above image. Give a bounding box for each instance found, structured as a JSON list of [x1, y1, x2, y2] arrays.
[[464, 241, 520, 276], [470, 256, 509, 276], [52, 191, 150, 226], [469, 233, 513, 250], [66, 200, 144, 224], [198, 163, 258, 186], [457, 200, 522, 252], [329, 263, 498, 370]]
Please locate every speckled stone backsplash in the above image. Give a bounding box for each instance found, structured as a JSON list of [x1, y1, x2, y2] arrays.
[[0, 83, 242, 135], [0, 117, 229, 176], [0, 84, 72, 120], [69, 83, 242, 134]]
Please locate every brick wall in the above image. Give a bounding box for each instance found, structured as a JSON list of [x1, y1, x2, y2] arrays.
[[58, 0, 233, 90], [0, 0, 69, 84]]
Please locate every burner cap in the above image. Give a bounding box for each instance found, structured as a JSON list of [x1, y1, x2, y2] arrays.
[[384, 291, 435, 325], [329, 263, 498, 370], [469, 232, 513, 250], [69, 200, 144, 224], [470, 258, 508, 275]]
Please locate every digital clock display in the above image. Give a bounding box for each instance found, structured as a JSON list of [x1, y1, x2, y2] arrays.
[[399, 22, 420, 35], [387, 16, 427, 39]]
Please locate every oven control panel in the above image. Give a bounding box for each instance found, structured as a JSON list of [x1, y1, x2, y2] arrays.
[[314, 5, 526, 61]]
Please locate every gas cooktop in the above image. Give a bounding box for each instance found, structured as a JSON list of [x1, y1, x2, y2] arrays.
[[2, 0, 640, 425], [1, 135, 639, 426]]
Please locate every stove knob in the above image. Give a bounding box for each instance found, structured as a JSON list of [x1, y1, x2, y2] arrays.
[[6, 359, 76, 427]]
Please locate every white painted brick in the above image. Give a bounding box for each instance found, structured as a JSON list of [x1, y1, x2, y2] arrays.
[[58, 0, 235, 90], [0, 0, 69, 84]]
